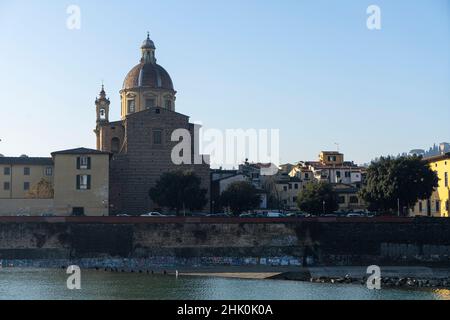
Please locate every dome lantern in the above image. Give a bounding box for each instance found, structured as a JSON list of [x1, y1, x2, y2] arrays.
[[141, 32, 156, 64]]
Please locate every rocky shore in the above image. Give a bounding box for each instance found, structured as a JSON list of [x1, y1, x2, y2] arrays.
[[309, 275, 450, 289]]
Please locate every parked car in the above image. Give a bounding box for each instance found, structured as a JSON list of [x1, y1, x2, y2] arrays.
[[140, 212, 165, 217], [206, 213, 230, 217], [16, 214, 30, 217], [116, 214, 131, 217], [40, 213, 55, 217], [295, 213, 312, 218], [346, 213, 365, 218], [239, 213, 258, 218], [266, 212, 286, 218]]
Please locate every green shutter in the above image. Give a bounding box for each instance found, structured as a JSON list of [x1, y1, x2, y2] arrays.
[[87, 157, 92, 170], [76, 157, 80, 170], [76, 175, 80, 190], [87, 175, 91, 190]]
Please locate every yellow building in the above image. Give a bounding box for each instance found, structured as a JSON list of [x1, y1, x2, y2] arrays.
[[411, 153, 450, 217], [0, 157, 54, 200], [0, 148, 110, 216], [52, 148, 110, 216]]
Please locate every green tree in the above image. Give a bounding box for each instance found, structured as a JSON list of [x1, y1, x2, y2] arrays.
[[359, 155, 438, 214], [149, 170, 207, 215], [296, 182, 338, 215], [220, 181, 261, 216]]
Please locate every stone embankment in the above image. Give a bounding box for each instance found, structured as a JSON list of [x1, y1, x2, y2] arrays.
[[308, 275, 450, 289]]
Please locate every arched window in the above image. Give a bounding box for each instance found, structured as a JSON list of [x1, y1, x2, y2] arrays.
[[111, 138, 120, 153], [99, 109, 106, 120]]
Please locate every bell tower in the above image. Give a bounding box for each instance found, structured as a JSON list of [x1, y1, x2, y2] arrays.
[[96, 84, 110, 123], [94, 84, 110, 150]]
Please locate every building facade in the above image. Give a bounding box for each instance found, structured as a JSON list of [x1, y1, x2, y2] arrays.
[[52, 148, 110, 216], [0, 157, 54, 200], [95, 35, 210, 215], [0, 148, 110, 216], [284, 151, 366, 212], [410, 153, 450, 217]]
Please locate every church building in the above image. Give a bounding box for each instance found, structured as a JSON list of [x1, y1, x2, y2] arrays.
[[95, 34, 210, 215]]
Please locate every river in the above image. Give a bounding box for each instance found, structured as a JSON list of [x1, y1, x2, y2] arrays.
[[0, 268, 449, 300]]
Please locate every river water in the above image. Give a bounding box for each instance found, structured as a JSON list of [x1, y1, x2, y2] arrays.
[[0, 268, 449, 300]]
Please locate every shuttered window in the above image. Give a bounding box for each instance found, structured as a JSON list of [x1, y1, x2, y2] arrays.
[[76, 175, 91, 190], [76, 156, 91, 170]]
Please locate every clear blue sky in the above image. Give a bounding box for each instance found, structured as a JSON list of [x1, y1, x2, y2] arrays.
[[0, 0, 449, 165]]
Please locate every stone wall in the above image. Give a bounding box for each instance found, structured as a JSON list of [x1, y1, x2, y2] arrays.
[[1, 217, 450, 266], [0, 199, 54, 216]]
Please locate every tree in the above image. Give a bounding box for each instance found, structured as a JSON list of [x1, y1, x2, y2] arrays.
[[359, 155, 438, 214], [220, 181, 261, 216], [296, 182, 338, 215], [261, 177, 283, 210], [149, 170, 207, 215], [27, 179, 54, 199]]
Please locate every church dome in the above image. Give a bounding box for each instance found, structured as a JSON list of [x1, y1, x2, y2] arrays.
[[122, 33, 174, 91], [123, 63, 174, 90]]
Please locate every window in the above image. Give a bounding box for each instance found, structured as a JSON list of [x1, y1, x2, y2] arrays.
[[153, 130, 162, 145], [294, 184, 299, 190], [328, 156, 337, 162], [127, 100, 136, 113], [283, 186, 288, 192], [445, 172, 448, 188], [3, 182, 10, 191], [24, 167, 30, 176], [419, 202, 423, 213], [24, 182, 30, 191], [145, 99, 155, 109], [99, 108, 106, 120], [45, 167, 53, 176], [77, 156, 91, 170], [338, 196, 346, 204], [293, 196, 297, 203], [3, 167, 10, 175], [336, 171, 341, 178], [76, 175, 91, 190], [304, 173, 309, 180], [436, 200, 441, 213], [345, 171, 351, 178], [288, 184, 292, 190], [165, 99, 172, 110]]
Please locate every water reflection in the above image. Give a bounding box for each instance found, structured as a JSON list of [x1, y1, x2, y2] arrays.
[[0, 268, 448, 300]]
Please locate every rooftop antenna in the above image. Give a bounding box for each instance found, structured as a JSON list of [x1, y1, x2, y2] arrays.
[[334, 142, 340, 152]]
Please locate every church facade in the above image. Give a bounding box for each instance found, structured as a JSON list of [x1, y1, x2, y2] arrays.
[[95, 34, 210, 215]]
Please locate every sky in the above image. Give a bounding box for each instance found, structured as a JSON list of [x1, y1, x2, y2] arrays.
[[0, 0, 449, 166]]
